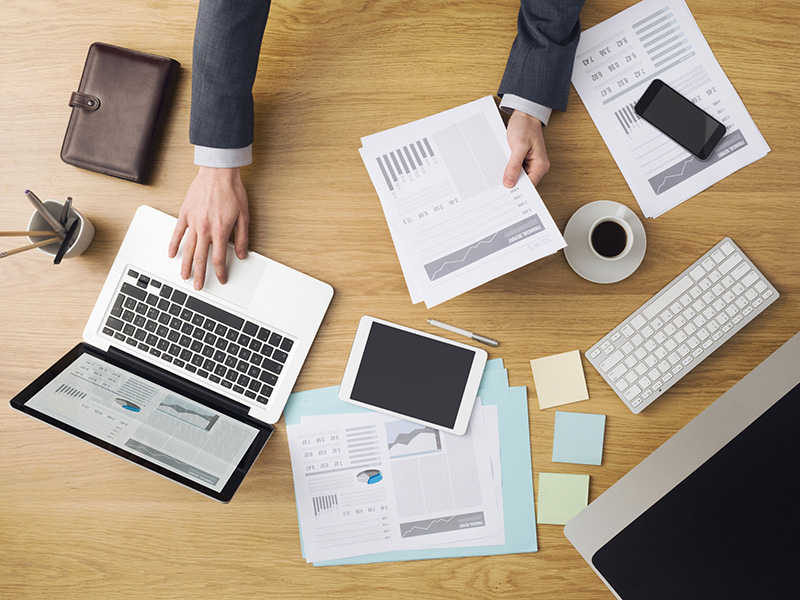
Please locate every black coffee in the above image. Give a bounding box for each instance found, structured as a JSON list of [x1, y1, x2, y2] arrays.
[[591, 220, 628, 257]]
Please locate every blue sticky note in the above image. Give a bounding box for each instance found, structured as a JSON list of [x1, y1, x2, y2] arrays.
[[552, 411, 606, 466]]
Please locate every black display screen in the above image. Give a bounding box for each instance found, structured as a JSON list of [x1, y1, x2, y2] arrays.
[[592, 382, 800, 598], [350, 322, 476, 429], [635, 79, 725, 159]]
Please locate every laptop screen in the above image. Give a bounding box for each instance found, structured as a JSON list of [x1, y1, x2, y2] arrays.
[[10, 344, 273, 502], [591, 380, 799, 598]]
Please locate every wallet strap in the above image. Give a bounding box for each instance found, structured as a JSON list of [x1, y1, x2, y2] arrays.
[[69, 91, 101, 111]]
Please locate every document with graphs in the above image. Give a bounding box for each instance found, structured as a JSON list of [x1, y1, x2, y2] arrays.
[[571, 0, 769, 218], [287, 401, 503, 563], [359, 96, 565, 308]]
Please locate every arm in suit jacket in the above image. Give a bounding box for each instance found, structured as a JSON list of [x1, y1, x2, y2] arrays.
[[499, 0, 586, 112], [189, 0, 272, 149]]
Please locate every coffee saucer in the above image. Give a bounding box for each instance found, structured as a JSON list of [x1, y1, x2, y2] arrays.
[[563, 201, 646, 284]]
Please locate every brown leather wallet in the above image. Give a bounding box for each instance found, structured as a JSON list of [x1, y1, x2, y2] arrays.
[[61, 42, 180, 184]]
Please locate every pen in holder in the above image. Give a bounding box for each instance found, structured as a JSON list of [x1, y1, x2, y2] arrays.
[[26, 197, 95, 260]]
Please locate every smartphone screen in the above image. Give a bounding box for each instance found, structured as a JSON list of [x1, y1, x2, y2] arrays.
[[634, 79, 726, 160]]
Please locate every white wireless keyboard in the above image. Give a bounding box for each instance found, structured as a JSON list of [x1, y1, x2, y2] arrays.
[[587, 238, 779, 413]]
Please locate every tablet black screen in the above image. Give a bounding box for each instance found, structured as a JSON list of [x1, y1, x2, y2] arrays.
[[350, 322, 476, 429]]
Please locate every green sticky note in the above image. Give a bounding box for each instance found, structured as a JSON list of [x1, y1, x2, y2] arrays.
[[537, 472, 590, 525]]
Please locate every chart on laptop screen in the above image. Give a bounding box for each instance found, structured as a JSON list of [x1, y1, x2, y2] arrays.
[[26, 353, 258, 492]]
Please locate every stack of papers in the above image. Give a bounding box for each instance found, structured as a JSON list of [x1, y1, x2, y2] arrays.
[[284, 359, 538, 565], [570, 0, 769, 218], [359, 96, 566, 307]]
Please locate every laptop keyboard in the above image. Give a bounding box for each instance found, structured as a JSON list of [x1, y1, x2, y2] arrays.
[[101, 267, 294, 406], [587, 238, 779, 414]]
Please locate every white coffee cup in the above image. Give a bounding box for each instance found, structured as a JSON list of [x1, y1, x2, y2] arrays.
[[587, 205, 634, 261], [27, 199, 95, 258]]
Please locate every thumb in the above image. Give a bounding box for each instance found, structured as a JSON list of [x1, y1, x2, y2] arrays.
[[503, 146, 525, 188]]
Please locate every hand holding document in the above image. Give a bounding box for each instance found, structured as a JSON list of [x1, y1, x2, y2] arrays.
[[359, 96, 565, 308], [570, 0, 769, 218]]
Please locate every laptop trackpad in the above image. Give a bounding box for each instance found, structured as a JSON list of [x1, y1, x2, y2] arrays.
[[199, 251, 266, 309]]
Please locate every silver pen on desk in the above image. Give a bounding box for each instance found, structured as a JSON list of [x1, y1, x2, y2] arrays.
[[25, 189, 66, 238], [427, 318, 499, 347]]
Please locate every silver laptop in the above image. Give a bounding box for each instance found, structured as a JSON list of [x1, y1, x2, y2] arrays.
[[565, 331, 799, 599], [10, 205, 333, 501], [84, 205, 333, 424]]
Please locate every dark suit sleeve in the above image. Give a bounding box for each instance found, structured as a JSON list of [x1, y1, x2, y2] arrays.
[[189, 0, 272, 148], [498, 0, 586, 112]]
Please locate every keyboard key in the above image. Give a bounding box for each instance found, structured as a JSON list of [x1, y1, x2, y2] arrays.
[[172, 289, 188, 305], [599, 350, 624, 372], [262, 358, 283, 375], [106, 316, 124, 331], [121, 282, 146, 301], [186, 295, 243, 330], [259, 371, 278, 386], [243, 321, 259, 336]]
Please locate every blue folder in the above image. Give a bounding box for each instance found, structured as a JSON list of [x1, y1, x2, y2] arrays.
[[283, 359, 538, 565]]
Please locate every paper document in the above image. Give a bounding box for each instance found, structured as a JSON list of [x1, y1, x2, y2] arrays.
[[360, 96, 565, 307], [571, 0, 769, 218], [287, 402, 502, 563], [284, 359, 538, 566]]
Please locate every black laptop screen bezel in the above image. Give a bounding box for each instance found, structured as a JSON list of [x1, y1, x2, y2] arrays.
[[9, 343, 274, 503]]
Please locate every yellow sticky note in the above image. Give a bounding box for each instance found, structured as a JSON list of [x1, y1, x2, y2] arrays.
[[530, 350, 589, 409]]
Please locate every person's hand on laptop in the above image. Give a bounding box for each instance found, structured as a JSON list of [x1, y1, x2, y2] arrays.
[[502, 110, 550, 188], [169, 166, 249, 290]]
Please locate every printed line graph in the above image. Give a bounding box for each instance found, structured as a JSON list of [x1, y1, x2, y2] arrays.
[[423, 214, 544, 281], [646, 129, 749, 195], [399, 511, 486, 538]]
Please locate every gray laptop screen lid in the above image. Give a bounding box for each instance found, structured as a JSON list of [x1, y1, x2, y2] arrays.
[[565, 331, 800, 599]]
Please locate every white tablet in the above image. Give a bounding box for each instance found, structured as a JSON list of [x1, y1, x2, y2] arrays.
[[338, 316, 488, 435]]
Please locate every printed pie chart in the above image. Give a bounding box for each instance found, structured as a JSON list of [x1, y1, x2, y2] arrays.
[[357, 469, 383, 484]]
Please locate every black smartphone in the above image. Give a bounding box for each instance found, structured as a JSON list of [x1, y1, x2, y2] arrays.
[[634, 79, 726, 160]]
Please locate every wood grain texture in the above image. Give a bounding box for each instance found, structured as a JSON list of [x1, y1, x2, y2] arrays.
[[1, 1, 798, 598]]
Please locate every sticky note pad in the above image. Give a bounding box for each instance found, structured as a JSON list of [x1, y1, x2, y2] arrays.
[[537, 473, 590, 525], [552, 411, 606, 466], [530, 350, 589, 409]]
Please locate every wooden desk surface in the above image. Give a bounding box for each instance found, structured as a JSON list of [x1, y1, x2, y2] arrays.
[[2, 1, 798, 598]]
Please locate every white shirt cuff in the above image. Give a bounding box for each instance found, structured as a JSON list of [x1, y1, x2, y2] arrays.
[[193, 145, 253, 168], [499, 94, 553, 127]]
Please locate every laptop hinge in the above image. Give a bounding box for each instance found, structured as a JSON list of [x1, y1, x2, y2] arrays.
[[106, 345, 250, 418]]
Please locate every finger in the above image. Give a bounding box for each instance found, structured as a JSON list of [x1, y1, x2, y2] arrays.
[[524, 156, 551, 187], [168, 215, 188, 258], [234, 215, 249, 260], [503, 147, 525, 188], [192, 232, 210, 290], [211, 233, 228, 285], [181, 229, 197, 281]]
